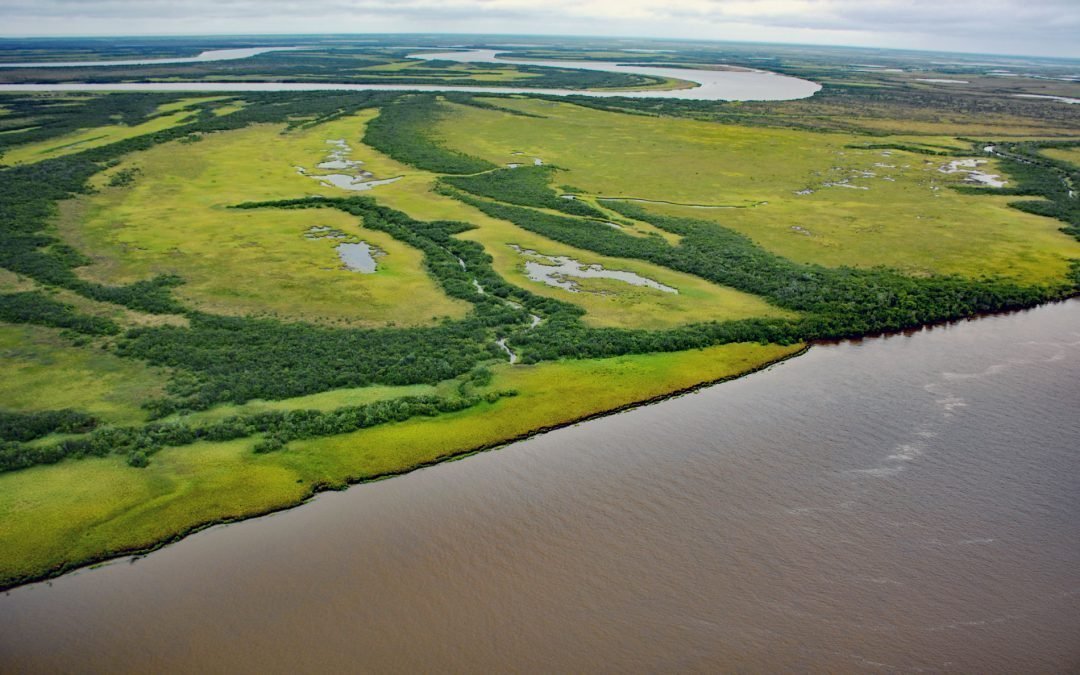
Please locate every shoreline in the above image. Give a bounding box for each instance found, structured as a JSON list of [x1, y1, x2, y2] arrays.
[[2, 296, 1076, 592], [0, 343, 809, 592]]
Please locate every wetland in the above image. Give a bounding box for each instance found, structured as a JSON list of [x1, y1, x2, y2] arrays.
[[0, 36, 1078, 670]]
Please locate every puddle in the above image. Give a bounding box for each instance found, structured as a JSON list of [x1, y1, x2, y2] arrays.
[[299, 139, 402, 192], [336, 242, 382, 273], [822, 180, 869, 190], [916, 78, 969, 84], [938, 159, 1007, 188], [1014, 94, 1080, 104], [305, 225, 348, 240], [509, 244, 676, 294], [316, 174, 402, 191]]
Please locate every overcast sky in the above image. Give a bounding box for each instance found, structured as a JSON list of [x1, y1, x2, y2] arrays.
[[2, 0, 1078, 59]]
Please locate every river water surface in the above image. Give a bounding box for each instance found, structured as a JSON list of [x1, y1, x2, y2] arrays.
[[0, 49, 820, 101], [0, 47, 308, 68], [1, 300, 1078, 672]]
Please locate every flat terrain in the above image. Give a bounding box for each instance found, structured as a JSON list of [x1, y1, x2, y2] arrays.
[[0, 38, 1077, 589], [435, 98, 1080, 284], [62, 111, 470, 326], [0, 323, 168, 425]]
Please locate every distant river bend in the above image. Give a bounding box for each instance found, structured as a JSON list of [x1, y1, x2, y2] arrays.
[[0, 48, 822, 101]]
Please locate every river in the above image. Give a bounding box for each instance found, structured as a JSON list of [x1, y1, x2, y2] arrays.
[[1, 299, 1077, 672], [0, 49, 821, 101], [0, 47, 308, 68]]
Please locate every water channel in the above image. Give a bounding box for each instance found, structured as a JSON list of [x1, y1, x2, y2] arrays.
[[0, 48, 821, 101]]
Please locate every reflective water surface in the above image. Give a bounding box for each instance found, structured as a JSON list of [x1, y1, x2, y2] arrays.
[[0, 49, 821, 101], [1, 300, 1078, 673], [0, 47, 307, 68]]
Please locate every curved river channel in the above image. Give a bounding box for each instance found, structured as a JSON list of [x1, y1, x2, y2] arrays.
[[0, 48, 821, 101], [1, 299, 1078, 672]]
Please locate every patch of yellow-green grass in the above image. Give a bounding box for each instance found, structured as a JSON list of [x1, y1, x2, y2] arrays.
[[360, 60, 426, 72], [51, 104, 784, 329], [1041, 147, 1080, 167], [211, 100, 248, 117], [50, 286, 190, 329], [153, 96, 232, 113], [0, 268, 187, 328], [0, 341, 802, 587], [434, 98, 1080, 285], [0, 268, 36, 293], [0, 109, 198, 165], [369, 171, 790, 329], [839, 116, 1080, 137], [60, 111, 469, 327], [641, 155, 1080, 284], [0, 125, 38, 135], [1, 269, 188, 328], [0, 322, 168, 425], [862, 135, 977, 151], [361, 60, 540, 83], [0, 439, 311, 588], [164, 382, 442, 426]]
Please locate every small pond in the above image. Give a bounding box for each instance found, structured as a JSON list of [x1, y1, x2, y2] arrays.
[[511, 244, 676, 294], [337, 242, 381, 273]]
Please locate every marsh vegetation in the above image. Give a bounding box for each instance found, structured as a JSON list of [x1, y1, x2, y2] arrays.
[[0, 38, 1077, 588]]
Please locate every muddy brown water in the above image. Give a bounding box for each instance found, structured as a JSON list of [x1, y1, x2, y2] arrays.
[[1, 300, 1078, 673]]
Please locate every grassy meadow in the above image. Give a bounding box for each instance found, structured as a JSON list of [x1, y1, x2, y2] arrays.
[[1040, 147, 1080, 166], [61, 111, 471, 327], [434, 98, 1080, 284], [62, 107, 790, 330], [0, 322, 168, 426]]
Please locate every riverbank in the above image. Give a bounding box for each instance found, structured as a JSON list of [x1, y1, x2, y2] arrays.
[[3, 299, 1077, 673], [0, 341, 803, 590]]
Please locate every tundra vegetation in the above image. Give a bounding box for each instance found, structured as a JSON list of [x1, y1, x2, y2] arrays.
[[0, 37, 1077, 588]]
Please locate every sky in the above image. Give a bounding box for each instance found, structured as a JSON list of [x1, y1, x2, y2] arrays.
[[2, 0, 1078, 59]]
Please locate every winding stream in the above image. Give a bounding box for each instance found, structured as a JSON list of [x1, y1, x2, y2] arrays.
[[2, 300, 1077, 672]]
